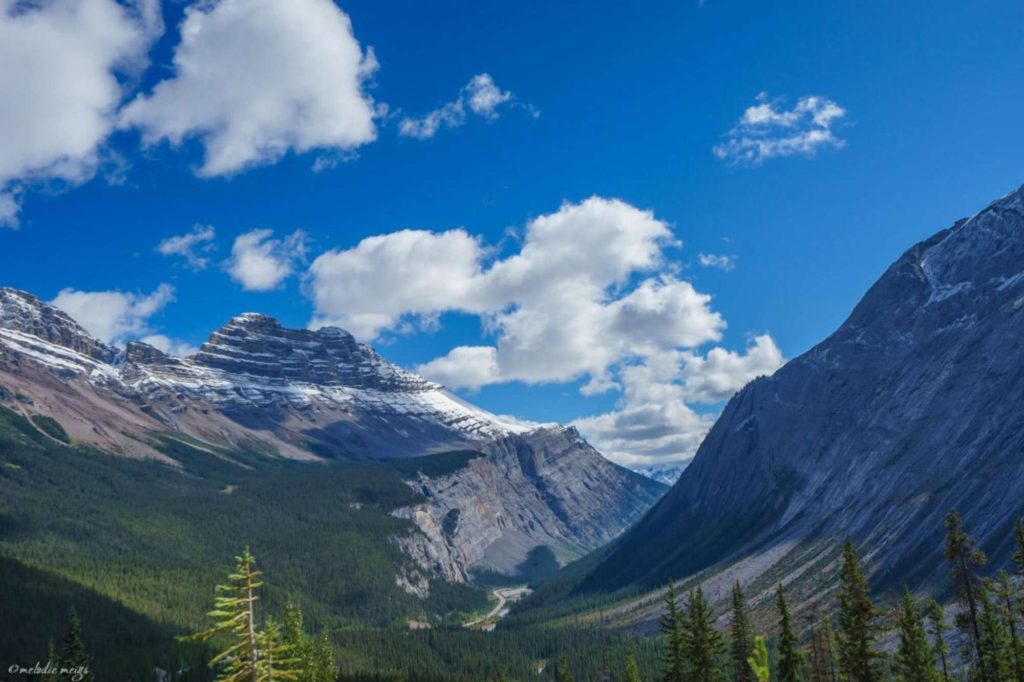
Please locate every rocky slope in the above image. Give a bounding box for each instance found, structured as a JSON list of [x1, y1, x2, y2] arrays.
[[577, 185, 1024, 612], [0, 289, 664, 583]]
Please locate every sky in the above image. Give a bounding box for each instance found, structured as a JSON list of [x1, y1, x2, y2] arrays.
[[1, 0, 1022, 471]]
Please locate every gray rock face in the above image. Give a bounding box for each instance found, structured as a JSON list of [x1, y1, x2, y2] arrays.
[[582, 185, 1024, 596], [0, 294, 666, 584], [192, 313, 432, 391], [394, 426, 665, 581], [0, 288, 115, 363]]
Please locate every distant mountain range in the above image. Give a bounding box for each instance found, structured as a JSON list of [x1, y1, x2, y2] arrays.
[[570, 185, 1024, 624], [0, 290, 664, 583]]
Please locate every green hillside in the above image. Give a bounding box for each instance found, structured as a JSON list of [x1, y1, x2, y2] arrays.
[[0, 407, 659, 680]]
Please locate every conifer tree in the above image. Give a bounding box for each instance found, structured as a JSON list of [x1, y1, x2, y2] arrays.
[[776, 584, 802, 682], [43, 638, 59, 682], [748, 636, 771, 682], [683, 586, 725, 682], [944, 510, 988, 680], [731, 583, 755, 682], [257, 618, 301, 682], [837, 538, 878, 682], [810, 616, 838, 682], [1013, 519, 1024, 580], [925, 600, 950, 682], [557, 655, 575, 682], [60, 607, 92, 682], [661, 583, 687, 682], [185, 547, 265, 682], [308, 631, 336, 682], [895, 587, 937, 682], [989, 572, 1024, 682], [979, 588, 1013, 682], [625, 649, 643, 682]]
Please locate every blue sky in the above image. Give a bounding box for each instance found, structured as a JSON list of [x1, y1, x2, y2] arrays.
[[1, 0, 1022, 468]]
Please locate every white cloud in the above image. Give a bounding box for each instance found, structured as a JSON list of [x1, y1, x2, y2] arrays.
[[156, 224, 216, 269], [464, 73, 513, 118], [307, 196, 783, 466], [51, 284, 175, 344], [308, 228, 486, 339], [417, 346, 498, 391], [120, 0, 378, 177], [140, 334, 198, 357], [698, 252, 736, 271], [0, 0, 161, 227], [398, 73, 519, 140], [572, 335, 784, 468], [227, 229, 307, 291], [713, 93, 847, 165]]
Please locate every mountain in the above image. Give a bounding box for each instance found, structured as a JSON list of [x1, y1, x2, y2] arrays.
[[574, 185, 1024, 609], [0, 288, 664, 584]]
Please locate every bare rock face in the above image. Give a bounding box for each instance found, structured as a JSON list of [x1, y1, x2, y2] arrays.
[[394, 427, 665, 581], [580, 185, 1024, 599], [0, 293, 666, 584], [0, 288, 115, 363], [192, 313, 433, 391]]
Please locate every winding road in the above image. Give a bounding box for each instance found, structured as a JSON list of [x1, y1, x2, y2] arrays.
[[464, 586, 531, 629]]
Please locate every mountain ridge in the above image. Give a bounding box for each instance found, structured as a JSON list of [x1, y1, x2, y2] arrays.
[[0, 289, 665, 582], [571, 184, 1024, 613]]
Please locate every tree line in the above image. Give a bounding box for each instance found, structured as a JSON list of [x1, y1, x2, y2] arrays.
[[626, 510, 1024, 682]]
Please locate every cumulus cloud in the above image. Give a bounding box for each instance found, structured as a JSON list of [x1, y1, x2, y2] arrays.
[[0, 0, 161, 226], [156, 224, 217, 269], [307, 196, 784, 466], [572, 335, 783, 468], [120, 0, 378, 177], [398, 73, 520, 140], [51, 283, 175, 344], [698, 252, 736, 271], [713, 93, 847, 165], [140, 333, 198, 357], [227, 229, 307, 291]]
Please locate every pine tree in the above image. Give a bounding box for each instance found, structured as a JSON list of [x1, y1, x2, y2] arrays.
[[308, 631, 336, 682], [813, 616, 838, 682], [837, 538, 878, 682], [257, 618, 301, 682], [776, 584, 802, 682], [185, 547, 265, 682], [979, 588, 1013, 682], [1013, 519, 1024, 579], [682, 586, 725, 682], [43, 638, 59, 682], [661, 583, 687, 682], [731, 583, 755, 682], [944, 510, 988, 681], [895, 587, 937, 682], [925, 600, 950, 682], [59, 607, 92, 682], [625, 649, 643, 682], [748, 636, 771, 682], [989, 572, 1024, 682], [558, 656, 575, 682]]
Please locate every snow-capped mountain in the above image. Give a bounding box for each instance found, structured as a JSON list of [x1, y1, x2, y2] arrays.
[[0, 289, 665, 580], [576, 185, 1024, 613]]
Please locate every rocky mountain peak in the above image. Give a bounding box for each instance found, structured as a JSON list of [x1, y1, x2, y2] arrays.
[[0, 287, 115, 363], [192, 312, 434, 391]]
